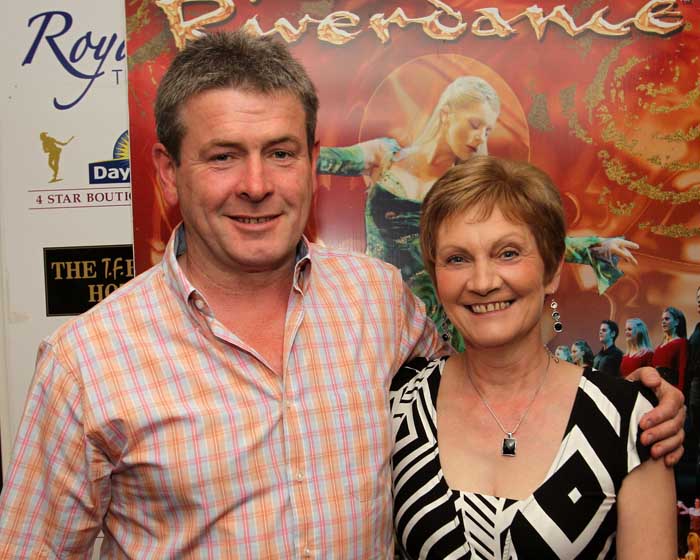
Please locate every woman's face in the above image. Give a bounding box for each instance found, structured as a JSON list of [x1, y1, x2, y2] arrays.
[[661, 310, 677, 336], [570, 344, 582, 365], [624, 321, 635, 341], [442, 101, 498, 161], [554, 346, 569, 362], [434, 204, 559, 351]]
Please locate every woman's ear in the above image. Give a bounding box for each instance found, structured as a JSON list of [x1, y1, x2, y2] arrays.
[[544, 259, 564, 296]]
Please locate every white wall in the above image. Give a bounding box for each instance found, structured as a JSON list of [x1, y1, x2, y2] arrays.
[[0, 0, 131, 482]]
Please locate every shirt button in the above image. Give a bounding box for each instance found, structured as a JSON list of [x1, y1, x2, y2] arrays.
[[296, 472, 303, 482], [303, 548, 311, 557], [194, 298, 204, 310]]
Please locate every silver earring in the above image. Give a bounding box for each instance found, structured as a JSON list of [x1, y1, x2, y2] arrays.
[[440, 311, 452, 342], [550, 300, 563, 333]]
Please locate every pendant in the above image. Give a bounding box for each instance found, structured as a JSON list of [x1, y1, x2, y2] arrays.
[[502, 433, 517, 457]]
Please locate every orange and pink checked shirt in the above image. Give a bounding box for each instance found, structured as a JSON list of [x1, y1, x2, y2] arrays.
[[0, 225, 444, 559]]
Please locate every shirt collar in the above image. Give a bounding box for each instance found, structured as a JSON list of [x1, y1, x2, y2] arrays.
[[162, 224, 313, 304]]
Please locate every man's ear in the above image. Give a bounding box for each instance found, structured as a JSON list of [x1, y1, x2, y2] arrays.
[[152, 143, 179, 207], [544, 259, 564, 296]]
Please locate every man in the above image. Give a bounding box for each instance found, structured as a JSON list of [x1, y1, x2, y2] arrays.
[[0, 31, 685, 558], [593, 319, 624, 376]]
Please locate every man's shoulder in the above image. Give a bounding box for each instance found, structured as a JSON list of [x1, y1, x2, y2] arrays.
[[47, 263, 166, 345], [308, 242, 400, 278]]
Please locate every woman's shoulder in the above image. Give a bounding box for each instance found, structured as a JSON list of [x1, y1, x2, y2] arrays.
[[581, 366, 658, 409], [390, 356, 447, 394]]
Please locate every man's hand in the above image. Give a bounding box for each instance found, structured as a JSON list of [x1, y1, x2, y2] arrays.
[[628, 366, 685, 466]]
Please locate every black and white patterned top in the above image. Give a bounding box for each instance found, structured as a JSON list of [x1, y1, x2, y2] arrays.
[[390, 357, 656, 559]]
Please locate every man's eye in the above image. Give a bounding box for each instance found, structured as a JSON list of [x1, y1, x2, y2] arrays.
[[212, 153, 231, 162], [272, 150, 292, 160]]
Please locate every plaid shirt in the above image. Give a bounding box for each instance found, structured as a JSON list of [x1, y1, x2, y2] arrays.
[[0, 225, 443, 559]]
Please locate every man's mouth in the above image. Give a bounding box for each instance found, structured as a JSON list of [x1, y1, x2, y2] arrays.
[[469, 301, 512, 314], [232, 216, 276, 224]]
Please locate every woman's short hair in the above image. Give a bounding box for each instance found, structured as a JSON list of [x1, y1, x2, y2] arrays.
[[420, 155, 566, 286], [625, 318, 653, 355]]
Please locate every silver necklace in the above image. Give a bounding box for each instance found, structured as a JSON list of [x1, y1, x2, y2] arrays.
[[466, 352, 551, 457]]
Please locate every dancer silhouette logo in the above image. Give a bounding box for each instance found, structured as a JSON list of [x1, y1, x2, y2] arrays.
[[39, 132, 74, 183]]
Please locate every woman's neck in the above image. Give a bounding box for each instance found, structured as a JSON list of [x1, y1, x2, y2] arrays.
[[459, 340, 551, 397], [663, 333, 679, 343]]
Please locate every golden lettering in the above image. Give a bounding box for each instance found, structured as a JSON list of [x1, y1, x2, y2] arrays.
[[317, 12, 362, 45], [369, 0, 466, 44], [471, 8, 514, 38], [155, 0, 235, 50], [633, 1, 684, 35], [240, 14, 314, 43], [239, 12, 361, 45], [155, 1, 686, 50]]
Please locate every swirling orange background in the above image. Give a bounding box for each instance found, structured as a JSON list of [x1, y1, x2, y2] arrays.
[[125, 0, 700, 347]]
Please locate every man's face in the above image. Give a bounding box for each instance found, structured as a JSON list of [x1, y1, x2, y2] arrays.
[[154, 87, 317, 279], [598, 323, 614, 347]]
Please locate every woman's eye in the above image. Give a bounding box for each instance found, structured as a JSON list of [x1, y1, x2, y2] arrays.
[[501, 250, 518, 260], [446, 255, 465, 264]]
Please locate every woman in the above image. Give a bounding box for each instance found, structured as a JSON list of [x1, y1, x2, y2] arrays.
[[571, 339, 595, 368], [554, 344, 574, 363], [620, 318, 654, 378], [653, 306, 688, 390], [390, 156, 675, 558], [317, 76, 637, 348]]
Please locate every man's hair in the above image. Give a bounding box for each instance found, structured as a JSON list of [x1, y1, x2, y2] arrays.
[[420, 155, 566, 286], [155, 31, 319, 164], [601, 319, 619, 342]]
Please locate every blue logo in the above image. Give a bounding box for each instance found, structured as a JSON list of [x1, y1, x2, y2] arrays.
[[89, 131, 130, 184], [22, 11, 126, 110]]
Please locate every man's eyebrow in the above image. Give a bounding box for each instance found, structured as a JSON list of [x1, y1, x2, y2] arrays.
[[201, 135, 304, 151]]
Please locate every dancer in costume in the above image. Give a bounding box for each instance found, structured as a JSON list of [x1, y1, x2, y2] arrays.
[[318, 77, 638, 349], [620, 318, 654, 378]]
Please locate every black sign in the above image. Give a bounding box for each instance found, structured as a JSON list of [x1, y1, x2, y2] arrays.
[[44, 245, 134, 316]]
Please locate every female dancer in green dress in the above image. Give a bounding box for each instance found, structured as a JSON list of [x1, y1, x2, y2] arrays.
[[317, 77, 637, 349]]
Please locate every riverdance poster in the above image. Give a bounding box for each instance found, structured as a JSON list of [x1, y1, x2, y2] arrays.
[[125, 0, 700, 350]]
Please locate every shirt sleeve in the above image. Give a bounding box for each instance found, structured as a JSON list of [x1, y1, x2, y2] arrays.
[[564, 236, 624, 294], [392, 268, 448, 374], [626, 385, 657, 474], [0, 341, 108, 558]]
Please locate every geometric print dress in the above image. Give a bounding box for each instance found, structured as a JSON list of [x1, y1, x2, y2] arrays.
[[390, 357, 656, 559]]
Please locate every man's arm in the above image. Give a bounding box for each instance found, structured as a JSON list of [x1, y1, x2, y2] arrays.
[[616, 457, 676, 559], [627, 366, 686, 466], [0, 341, 107, 557], [393, 269, 449, 370]]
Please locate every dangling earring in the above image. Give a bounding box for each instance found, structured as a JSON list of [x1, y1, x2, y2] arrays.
[[550, 299, 563, 333], [440, 311, 452, 343]]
